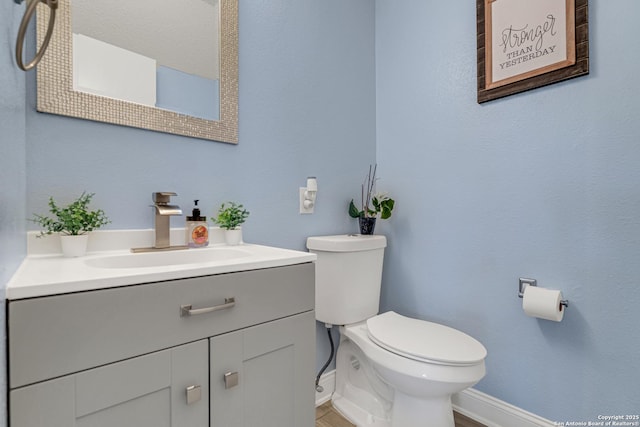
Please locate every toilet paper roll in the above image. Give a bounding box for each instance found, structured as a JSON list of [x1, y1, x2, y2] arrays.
[[522, 286, 565, 322]]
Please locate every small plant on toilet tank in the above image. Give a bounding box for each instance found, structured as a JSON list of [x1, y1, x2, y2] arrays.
[[348, 164, 394, 234]]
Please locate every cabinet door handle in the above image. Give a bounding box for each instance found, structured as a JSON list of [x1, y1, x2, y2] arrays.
[[224, 371, 239, 389], [186, 385, 202, 405], [180, 297, 236, 317]]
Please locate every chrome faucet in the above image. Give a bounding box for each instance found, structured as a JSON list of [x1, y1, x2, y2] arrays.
[[131, 192, 188, 253]]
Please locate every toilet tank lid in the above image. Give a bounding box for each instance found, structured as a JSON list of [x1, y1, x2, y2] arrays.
[[306, 234, 387, 252]]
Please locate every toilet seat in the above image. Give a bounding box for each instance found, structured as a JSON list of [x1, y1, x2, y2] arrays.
[[366, 311, 487, 366]]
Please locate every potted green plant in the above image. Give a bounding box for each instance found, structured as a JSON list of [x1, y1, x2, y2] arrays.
[[348, 164, 395, 235], [30, 192, 110, 257], [212, 202, 250, 245]]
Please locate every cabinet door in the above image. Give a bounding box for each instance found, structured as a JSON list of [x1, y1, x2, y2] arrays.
[[10, 340, 208, 427], [210, 311, 315, 427]]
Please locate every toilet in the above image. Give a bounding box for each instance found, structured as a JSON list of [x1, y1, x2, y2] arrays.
[[307, 234, 487, 427]]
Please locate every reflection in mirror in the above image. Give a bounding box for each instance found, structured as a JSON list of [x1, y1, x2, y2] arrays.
[[72, 0, 220, 120], [36, 0, 238, 143]]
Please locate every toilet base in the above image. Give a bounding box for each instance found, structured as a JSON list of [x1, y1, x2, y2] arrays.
[[391, 391, 454, 427], [332, 391, 391, 426], [333, 390, 456, 427], [332, 337, 392, 426], [333, 337, 458, 427]]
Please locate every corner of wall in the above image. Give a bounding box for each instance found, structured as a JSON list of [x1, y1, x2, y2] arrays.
[[1, 5, 29, 425]]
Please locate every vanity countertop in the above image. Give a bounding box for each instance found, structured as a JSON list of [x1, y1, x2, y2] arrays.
[[7, 231, 316, 300]]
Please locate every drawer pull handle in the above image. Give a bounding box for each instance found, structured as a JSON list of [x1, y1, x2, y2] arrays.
[[180, 297, 236, 317]]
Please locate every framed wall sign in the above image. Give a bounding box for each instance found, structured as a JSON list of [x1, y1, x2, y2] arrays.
[[477, 0, 589, 103]]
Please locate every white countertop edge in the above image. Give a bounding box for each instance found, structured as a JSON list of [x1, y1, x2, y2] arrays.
[[7, 243, 316, 300]]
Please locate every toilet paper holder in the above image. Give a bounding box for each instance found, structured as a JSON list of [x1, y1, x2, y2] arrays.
[[518, 278, 569, 309]]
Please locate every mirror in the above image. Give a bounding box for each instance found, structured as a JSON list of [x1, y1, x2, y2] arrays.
[[72, 0, 221, 121], [36, 0, 238, 143]]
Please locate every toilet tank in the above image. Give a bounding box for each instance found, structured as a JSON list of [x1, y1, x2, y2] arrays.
[[306, 234, 387, 326]]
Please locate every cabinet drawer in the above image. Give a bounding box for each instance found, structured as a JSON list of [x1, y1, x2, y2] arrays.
[[8, 262, 314, 389]]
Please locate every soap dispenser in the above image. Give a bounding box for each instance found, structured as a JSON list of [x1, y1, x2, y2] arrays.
[[185, 200, 209, 248]]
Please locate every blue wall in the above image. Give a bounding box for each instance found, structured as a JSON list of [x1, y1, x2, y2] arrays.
[[2, 1, 375, 425], [0, 3, 27, 423], [376, 0, 640, 422]]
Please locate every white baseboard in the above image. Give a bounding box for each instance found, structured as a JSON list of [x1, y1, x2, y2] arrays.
[[315, 370, 554, 427], [452, 388, 555, 427], [314, 370, 336, 406]]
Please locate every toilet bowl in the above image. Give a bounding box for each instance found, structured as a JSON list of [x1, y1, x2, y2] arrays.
[[307, 235, 487, 427], [334, 312, 486, 426]]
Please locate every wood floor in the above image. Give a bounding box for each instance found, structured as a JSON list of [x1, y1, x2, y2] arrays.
[[315, 401, 486, 427]]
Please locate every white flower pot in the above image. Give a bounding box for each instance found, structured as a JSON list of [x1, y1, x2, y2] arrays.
[[225, 228, 243, 246], [60, 234, 89, 257]]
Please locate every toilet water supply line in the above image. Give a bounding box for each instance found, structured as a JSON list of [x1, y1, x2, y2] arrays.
[[315, 324, 335, 393], [14, 0, 58, 71]]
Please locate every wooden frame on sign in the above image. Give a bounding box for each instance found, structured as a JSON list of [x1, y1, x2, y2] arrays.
[[477, 0, 589, 103]]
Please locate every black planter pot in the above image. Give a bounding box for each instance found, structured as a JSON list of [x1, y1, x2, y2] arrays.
[[358, 217, 377, 235]]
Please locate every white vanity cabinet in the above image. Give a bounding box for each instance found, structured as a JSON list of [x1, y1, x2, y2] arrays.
[[7, 262, 315, 427]]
